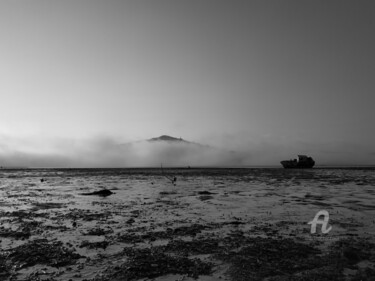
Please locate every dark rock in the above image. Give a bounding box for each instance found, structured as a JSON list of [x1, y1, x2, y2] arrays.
[[80, 189, 114, 197], [198, 191, 216, 195], [227, 221, 245, 226], [126, 218, 135, 224]]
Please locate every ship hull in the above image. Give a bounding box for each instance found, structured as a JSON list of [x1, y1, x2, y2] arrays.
[[280, 155, 315, 169], [280, 161, 315, 169]]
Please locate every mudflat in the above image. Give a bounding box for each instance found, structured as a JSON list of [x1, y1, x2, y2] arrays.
[[1, 168, 375, 281]]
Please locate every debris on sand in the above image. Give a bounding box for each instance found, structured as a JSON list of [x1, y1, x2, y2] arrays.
[[329, 238, 375, 266], [6, 239, 82, 269], [82, 227, 113, 236], [55, 208, 112, 221], [218, 236, 375, 281], [0, 226, 31, 239], [0, 255, 10, 280], [32, 202, 66, 209], [117, 223, 212, 243], [161, 238, 220, 255], [100, 247, 213, 281], [80, 240, 109, 249], [219, 237, 325, 280], [80, 189, 114, 197]]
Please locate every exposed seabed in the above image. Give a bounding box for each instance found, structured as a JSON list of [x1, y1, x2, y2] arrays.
[[1, 168, 375, 280]]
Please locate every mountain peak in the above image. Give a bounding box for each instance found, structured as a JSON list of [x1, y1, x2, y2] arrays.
[[148, 135, 186, 142]]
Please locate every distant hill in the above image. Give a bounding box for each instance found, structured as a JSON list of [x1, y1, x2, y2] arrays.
[[117, 135, 244, 167], [148, 135, 188, 143], [147, 135, 212, 149]]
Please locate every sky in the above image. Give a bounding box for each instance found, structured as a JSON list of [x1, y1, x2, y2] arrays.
[[0, 0, 375, 167]]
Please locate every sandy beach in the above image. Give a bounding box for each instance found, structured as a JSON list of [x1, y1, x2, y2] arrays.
[[1, 168, 375, 281]]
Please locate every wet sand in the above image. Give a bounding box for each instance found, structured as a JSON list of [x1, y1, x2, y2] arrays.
[[1, 168, 375, 281]]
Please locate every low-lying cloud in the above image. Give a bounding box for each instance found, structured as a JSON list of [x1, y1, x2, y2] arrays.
[[0, 135, 244, 168], [0, 134, 374, 168]]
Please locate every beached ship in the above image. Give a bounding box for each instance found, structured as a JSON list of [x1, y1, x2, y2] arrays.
[[281, 155, 315, 169]]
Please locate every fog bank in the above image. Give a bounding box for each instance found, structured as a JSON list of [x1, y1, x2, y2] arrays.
[[0, 135, 374, 168]]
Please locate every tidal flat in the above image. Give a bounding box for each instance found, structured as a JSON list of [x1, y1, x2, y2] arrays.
[[1, 168, 375, 281]]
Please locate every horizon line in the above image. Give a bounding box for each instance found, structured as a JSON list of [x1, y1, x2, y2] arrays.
[[1, 165, 375, 169]]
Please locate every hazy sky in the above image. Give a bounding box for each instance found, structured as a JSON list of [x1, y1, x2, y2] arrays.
[[1, 0, 374, 166]]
